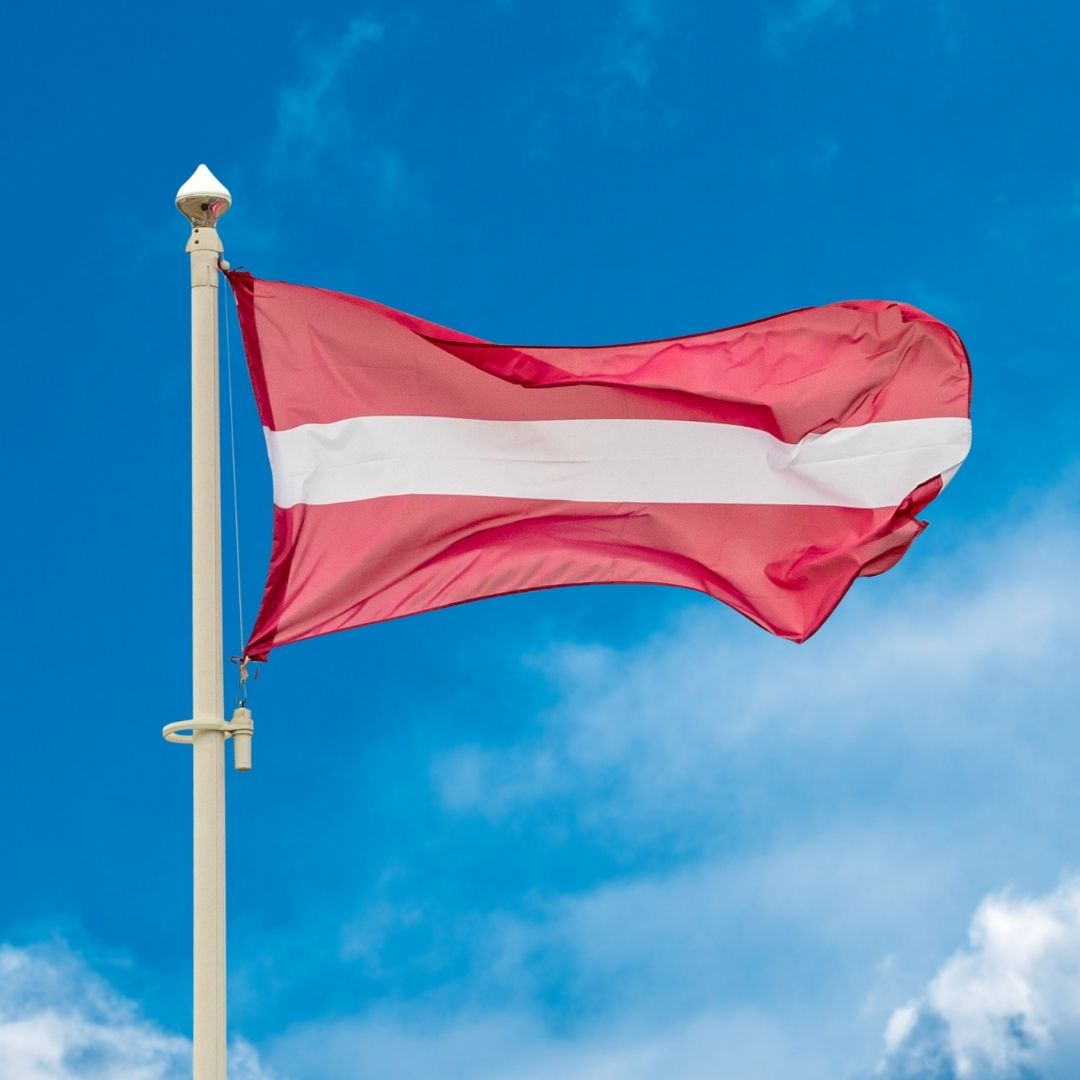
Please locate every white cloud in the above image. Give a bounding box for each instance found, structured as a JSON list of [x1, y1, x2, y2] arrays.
[[0, 942, 274, 1080], [879, 876, 1080, 1078]]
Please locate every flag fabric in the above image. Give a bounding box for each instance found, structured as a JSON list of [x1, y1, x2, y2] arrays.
[[228, 272, 971, 661]]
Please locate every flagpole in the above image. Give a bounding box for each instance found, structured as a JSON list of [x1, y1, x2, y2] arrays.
[[173, 164, 232, 1080]]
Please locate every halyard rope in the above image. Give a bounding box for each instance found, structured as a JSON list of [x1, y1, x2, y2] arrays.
[[222, 274, 248, 694]]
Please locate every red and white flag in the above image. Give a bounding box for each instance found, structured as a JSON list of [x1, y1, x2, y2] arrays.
[[229, 273, 971, 660]]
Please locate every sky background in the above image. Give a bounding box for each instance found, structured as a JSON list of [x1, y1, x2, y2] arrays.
[[2, 2, 1080, 1077]]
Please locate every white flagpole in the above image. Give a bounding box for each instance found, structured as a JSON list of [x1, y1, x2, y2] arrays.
[[170, 164, 233, 1080]]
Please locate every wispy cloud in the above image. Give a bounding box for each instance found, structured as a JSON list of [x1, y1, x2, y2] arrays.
[[86, 490, 1074, 1080], [262, 838, 1080, 1078], [519, 0, 676, 152], [878, 876, 1080, 1078], [595, 0, 665, 95], [765, 0, 861, 57], [270, 16, 385, 179], [386, 494, 1080, 1078], [268, 1004, 821, 1080], [434, 496, 1080, 839], [261, 15, 420, 223], [0, 942, 274, 1079]]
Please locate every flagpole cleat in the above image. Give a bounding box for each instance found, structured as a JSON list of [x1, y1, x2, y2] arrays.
[[163, 707, 254, 772]]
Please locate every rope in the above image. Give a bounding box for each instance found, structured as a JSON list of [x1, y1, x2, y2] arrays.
[[222, 276, 248, 694]]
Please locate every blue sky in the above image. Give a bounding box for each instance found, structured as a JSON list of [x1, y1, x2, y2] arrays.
[[2, 1, 1080, 1077]]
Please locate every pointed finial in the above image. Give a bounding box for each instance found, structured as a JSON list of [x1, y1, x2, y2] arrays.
[[176, 164, 231, 227]]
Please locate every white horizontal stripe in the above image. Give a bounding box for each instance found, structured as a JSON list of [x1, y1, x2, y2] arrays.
[[265, 416, 972, 510]]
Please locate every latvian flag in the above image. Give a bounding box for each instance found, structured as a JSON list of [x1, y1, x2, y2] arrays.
[[229, 273, 971, 660]]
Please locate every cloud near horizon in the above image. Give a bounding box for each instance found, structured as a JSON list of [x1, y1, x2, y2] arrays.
[[309, 868, 1080, 1080], [15, 870, 1080, 1080], [0, 943, 273, 1080]]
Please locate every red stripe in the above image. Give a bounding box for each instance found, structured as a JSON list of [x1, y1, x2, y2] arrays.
[[245, 480, 941, 660], [228, 274, 970, 442]]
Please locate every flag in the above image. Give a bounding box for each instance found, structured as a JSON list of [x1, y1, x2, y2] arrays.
[[229, 272, 971, 660]]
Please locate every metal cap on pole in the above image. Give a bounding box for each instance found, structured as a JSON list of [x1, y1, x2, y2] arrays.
[[176, 164, 232, 227]]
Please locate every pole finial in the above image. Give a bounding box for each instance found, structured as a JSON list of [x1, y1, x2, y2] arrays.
[[176, 164, 231, 227]]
